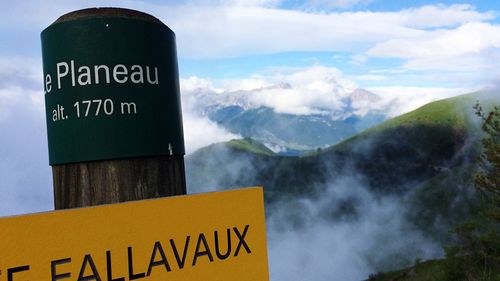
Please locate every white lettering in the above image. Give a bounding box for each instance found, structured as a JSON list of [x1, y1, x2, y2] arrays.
[[146, 66, 159, 85], [113, 64, 128, 83], [94, 65, 110, 84], [52, 61, 160, 90], [70, 60, 76, 87], [56, 62, 69, 89], [45, 74, 52, 93], [78, 66, 91, 86], [130, 65, 144, 83]]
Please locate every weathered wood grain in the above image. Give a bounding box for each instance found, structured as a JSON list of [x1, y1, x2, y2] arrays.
[[53, 155, 186, 209]]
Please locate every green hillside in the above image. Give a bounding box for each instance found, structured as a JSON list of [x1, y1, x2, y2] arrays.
[[207, 92, 484, 160], [186, 92, 499, 275], [368, 93, 474, 131], [363, 92, 500, 281], [320, 93, 479, 155], [227, 138, 275, 156], [187, 92, 490, 198]]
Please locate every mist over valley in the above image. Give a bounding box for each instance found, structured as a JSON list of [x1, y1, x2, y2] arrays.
[[186, 92, 498, 280]]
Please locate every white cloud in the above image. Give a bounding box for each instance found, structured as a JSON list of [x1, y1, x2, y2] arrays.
[[247, 66, 355, 115], [220, 78, 272, 92], [269, 65, 357, 90], [354, 74, 387, 81], [302, 0, 372, 10], [218, 0, 282, 7], [365, 20, 500, 76], [0, 87, 44, 122], [161, 3, 495, 58], [166, 4, 488, 58], [4, 1, 481, 59], [247, 69, 475, 117], [180, 77, 242, 154], [368, 22, 500, 60], [180, 76, 222, 93], [402, 49, 500, 74], [184, 65, 360, 116], [0, 57, 44, 121], [350, 54, 368, 64], [367, 86, 477, 117], [0, 57, 52, 216], [392, 4, 495, 29], [181, 110, 241, 154], [268, 177, 441, 281], [0, 57, 42, 87]]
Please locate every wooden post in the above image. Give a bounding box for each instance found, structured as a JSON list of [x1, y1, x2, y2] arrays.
[[45, 8, 187, 209], [52, 155, 186, 209]]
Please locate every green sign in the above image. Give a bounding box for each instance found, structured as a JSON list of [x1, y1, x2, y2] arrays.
[[41, 16, 184, 165]]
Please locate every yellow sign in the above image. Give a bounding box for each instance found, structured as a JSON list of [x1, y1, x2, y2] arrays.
[[0, 187, 269, 281]]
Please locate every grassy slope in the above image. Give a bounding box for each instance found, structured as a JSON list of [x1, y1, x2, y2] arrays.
[[368, 94, 473, 131], [227, 138, 275, 156], [365, 93, 500, 280], [188, 93, 483, 198], [319, 93, 477, 155]]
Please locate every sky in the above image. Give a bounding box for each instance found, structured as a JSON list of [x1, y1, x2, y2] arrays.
[[1, 0, 500, 215]]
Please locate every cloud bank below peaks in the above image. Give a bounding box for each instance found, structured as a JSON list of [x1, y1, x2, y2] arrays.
[[182, 65, 376, 117], [180, 65, 472, 120]]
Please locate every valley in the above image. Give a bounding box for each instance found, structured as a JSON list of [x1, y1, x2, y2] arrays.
[[185, 92, 498, 279]]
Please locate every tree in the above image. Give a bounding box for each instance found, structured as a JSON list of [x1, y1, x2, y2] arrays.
[[473, 103, 500, 222], [443, 103, 500, 281]]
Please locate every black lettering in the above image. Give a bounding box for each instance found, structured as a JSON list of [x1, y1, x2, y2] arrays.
[[7, 265, 29, 281], [106, 251, 125, 281], [234, 225, 251, 256], [128, 247, 145, 280], [192, 233, 214, 266], [146, 242, 171, 276], [214, 229, 231, 260], [52, 258, 71, 281], [170, 236, 190, 269], [77, 255, 101, 281]]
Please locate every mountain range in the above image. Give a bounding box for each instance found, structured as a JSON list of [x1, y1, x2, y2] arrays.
[[185, 91, 499, 276], [189, 84, 387, 155]]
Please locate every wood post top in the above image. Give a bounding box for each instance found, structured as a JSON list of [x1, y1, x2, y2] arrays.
[[53, 7, 163, 25]]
